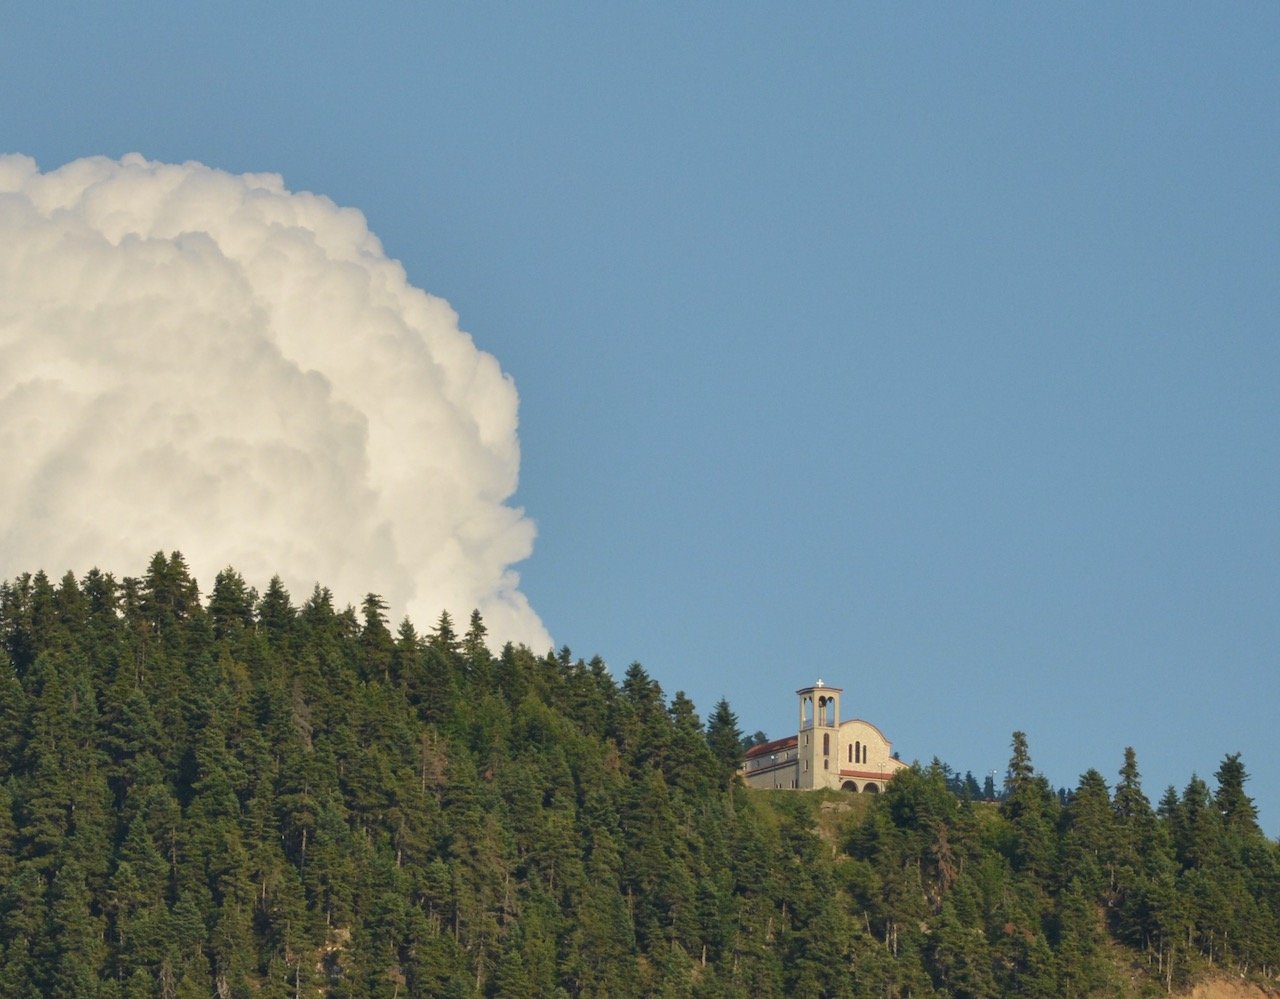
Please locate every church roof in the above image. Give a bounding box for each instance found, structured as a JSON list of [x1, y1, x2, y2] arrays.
[[743, 735, 798, 759]]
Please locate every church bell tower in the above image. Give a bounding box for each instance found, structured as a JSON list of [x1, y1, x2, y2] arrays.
[[796, 680, 842, 789]]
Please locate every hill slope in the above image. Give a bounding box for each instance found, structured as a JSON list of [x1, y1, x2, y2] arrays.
[[1, 555, 1277, 997]]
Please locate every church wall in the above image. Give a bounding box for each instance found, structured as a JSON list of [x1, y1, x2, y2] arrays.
[[741, 739, 800, 789]]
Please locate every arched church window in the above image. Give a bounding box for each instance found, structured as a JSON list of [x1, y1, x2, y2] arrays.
[[822, 733, 829, 755], [854, 740, 861, 764]]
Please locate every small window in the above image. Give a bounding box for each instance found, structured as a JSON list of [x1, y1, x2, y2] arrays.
[[823, 733, 830, 755], [847, 744, 853, 763]]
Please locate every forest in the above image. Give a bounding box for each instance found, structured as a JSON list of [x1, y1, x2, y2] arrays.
[[1, 552, 1277, 998]]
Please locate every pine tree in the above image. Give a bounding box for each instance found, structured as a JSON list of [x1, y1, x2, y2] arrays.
[[462, 610, 492, 684], [47, 858, 108, 996], [209, 567, 256, 641], [429, 610, 459, 656], [0, 653, 27, 778], [1113, 746, 1158, 867], [1059, 768, 1115, 896], [256, 576, 295, 648], [999, 731, 1056, 880], [359, 593, 394, 683], [704, 699, 743, 787], [1213, 753, 1260, 836]]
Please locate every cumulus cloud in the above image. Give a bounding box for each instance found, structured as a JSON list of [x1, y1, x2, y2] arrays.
[[0, 152, 550, 648]]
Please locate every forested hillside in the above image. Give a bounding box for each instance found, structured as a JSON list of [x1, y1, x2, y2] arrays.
[[1, 553, 1277, 998]]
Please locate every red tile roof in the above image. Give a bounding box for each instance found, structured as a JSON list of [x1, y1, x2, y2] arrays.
[[744, 735, 798, 759]]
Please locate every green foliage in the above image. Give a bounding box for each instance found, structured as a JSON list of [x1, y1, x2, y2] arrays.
[[0, 559, 1277, 997], [704, 698, 743, 787]]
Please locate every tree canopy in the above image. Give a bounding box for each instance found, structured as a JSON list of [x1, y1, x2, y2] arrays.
[[0, 555, 1276, 997]]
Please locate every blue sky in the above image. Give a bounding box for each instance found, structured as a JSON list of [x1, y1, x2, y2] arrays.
[[3, 5, 1277, 830]]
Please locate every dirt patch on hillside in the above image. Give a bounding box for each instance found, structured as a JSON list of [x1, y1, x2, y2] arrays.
[[816, 795, 865, 856], [1174, 978, 1280, 999]]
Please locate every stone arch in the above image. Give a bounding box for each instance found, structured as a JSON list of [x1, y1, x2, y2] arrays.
[[841, 780, 858, 792], [862, 782, 880, 794]]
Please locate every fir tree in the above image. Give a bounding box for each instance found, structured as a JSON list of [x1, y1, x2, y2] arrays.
[[705, 698, 743, 786]]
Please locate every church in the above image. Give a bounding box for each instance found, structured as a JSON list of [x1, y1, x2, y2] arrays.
[[741, 680, 907, 792]]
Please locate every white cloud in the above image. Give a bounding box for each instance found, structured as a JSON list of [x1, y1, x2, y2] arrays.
[[0, 152, 550, 649]]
